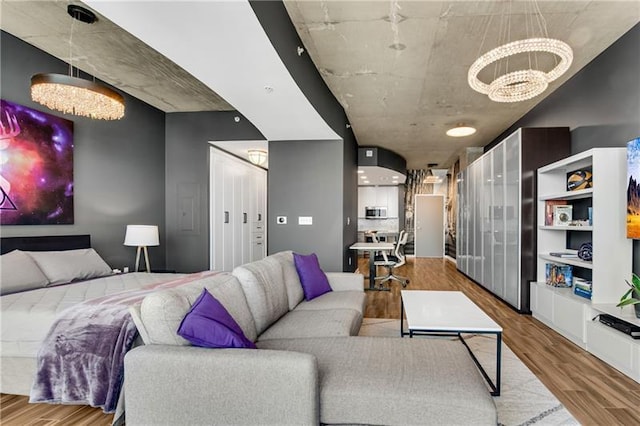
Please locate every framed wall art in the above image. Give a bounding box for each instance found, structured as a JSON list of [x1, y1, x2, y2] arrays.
[[0, 99, 74, 225]]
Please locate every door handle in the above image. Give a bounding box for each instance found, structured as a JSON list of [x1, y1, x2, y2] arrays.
[[224, 211, 229, 224], [258, 213, 262, 221], [243, 213, 248, 224]]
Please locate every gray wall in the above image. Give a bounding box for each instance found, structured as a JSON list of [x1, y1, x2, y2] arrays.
[[267, 140, 345, 271], [165, 112, 264, 273], [251, 0, 359, 271], [488, 24, 640, 270], [0, 31, 167, 271]]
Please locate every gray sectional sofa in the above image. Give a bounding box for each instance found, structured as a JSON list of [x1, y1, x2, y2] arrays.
[[127, 251, 497, 425]]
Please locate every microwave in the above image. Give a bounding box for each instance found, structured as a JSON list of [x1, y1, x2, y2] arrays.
[[365, 206, 387, 219]]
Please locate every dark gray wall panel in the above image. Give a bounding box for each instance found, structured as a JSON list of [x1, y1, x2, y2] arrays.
[[249, 0, 346, 137], [343, 126, 358, 272], [268, 140, 344, 271], [358, 146, 407, 174], [0, 31, 166, 271], [165, 112, 264, 273]]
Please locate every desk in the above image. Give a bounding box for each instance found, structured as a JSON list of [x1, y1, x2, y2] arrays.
[[349, 242, 395, 291]]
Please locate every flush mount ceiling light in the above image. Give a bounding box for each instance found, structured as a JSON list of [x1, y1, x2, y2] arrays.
[[467, 0, 573, 103], [446, 125, 477, 137], [30, 5, 125, 120], [247, 149, 267, 166], [424, 176, 443, 184]]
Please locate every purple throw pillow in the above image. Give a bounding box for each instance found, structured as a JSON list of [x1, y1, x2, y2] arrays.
[[177, 288, 256, 349], [293, 252, 332, 301]]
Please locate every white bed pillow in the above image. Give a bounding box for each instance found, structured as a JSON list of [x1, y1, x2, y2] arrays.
[[0, 250, 50, 295], [27, 248, 113, 286]]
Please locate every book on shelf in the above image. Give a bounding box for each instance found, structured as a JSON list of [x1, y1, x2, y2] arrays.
[[574, 282, 593, 292], [573, 286, 592, 299], [545, 263, 573, 288], [545, 200, 567, 226], [549, 251, 578, 258]]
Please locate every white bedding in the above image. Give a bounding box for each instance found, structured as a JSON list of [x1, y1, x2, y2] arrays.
[[0, 273, 184, 358]]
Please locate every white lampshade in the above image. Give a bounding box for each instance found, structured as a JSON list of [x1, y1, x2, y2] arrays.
[[124, 225, 159, 247]]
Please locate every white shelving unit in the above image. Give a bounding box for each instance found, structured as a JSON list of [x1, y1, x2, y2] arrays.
[[531, 147, 639, 382]]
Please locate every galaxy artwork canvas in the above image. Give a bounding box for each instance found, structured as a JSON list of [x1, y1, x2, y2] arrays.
[[0, 99, 74, 225]]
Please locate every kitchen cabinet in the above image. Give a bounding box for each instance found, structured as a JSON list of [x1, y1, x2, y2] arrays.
[[358, 186, 399, 218], [456, 127, 570, 312], [209, 148, 267, 271]]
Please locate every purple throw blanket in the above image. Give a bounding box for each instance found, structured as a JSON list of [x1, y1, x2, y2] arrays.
[[29, 271, 219, 412]]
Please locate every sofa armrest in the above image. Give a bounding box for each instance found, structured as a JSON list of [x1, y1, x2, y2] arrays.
[[124, 345, 318, 425], [326, 272, 364, 292]]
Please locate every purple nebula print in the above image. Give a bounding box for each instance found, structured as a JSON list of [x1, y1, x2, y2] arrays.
[[0, 99, 74, 225]]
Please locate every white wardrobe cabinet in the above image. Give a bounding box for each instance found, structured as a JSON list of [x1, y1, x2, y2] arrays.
[[209, 148, 267, 271], [456, 128, 571, 312]]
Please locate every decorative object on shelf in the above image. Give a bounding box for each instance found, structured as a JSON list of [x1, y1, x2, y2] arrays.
[[577, 242, 593, 261], [626, 137, 640, 239], [545, 263, 572, 288], [566, 169, 592, 191], [124, 225, 160, 273], [544, 200, 567, 226], [616, 273, 640, 318], [247, 149, 267, 166], [30, 5, 125, 120], [552, 205, 572, 226], [467, 0, 573, 103], [0, 99, 74, 225]]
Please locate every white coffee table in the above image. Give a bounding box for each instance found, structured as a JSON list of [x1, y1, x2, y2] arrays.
[[400, 290, 503, 396]]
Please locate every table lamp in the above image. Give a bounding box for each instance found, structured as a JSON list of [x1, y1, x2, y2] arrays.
[[124, 225, 159, 273]]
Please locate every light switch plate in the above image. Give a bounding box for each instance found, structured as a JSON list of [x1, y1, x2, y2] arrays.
[[298, 216, 313, 225]]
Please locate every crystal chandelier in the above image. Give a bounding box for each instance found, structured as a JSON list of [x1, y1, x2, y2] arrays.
[[467, 1, 573, 103], [30, 5, 125, 120]]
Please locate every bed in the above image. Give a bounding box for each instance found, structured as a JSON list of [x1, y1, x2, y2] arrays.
[[0, 235, 186, 406]]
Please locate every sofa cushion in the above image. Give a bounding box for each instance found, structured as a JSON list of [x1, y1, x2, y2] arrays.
[[294, 291, 366, 316], [269, 251, 304, 310], [257, 336, 497, 425], [0, 250, 49, 295], [293, 252, 332, 301], [232, 257, 289, 335], [177, 288, 256, 349], [139, 273, 257, 345], [257, 309, 362, 341]]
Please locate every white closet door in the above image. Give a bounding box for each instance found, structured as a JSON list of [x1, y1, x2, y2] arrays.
[[210, 148, 267, 272], [492, 143, 506, 299], [503, 132, 521, 308], [482, 151, 494, 293]]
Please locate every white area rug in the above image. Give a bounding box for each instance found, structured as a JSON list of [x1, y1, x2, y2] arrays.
[[359, 318, 580, 426]]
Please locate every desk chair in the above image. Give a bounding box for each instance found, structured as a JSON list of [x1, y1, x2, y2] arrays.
[[374, 230, 409, 288]]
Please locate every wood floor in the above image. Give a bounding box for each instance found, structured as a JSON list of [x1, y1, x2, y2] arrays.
[[2, 257, 640, 425]]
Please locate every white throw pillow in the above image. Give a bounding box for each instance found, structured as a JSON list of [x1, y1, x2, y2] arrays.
[[0, 250, 50, 295], [27, 248, 112, 286]]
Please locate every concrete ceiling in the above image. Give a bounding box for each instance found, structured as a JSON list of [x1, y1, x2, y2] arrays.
[[283, 0, 639, 168], [1, 1, 638, 169]]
